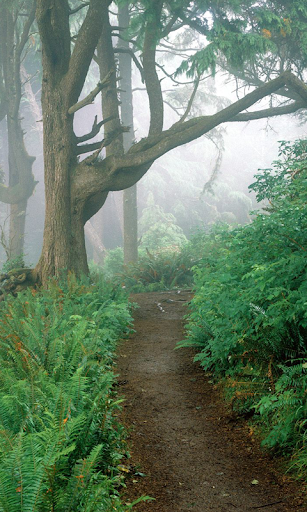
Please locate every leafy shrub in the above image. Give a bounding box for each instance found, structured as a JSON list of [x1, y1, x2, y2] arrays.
[[181, 139, 307, 472], [101, 247, 124, 281], [0, 274, 135, 511], [107, 245, 195, 292], [2, 254, 25, 273], [139, 194, 187, 251]]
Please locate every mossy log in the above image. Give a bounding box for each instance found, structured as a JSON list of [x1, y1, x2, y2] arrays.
[[0, 268, 39, 300]]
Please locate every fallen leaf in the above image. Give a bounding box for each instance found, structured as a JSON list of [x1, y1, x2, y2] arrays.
[[117, 465, 130, 473]]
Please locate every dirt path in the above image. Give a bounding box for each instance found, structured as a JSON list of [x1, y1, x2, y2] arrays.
[[117, 291, 306, 512]]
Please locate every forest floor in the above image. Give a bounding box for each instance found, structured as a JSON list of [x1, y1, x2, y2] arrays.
[[117, 290, 306, 512]]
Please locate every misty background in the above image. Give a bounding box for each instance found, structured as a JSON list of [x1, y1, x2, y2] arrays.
[[0, 16, 305, 268]]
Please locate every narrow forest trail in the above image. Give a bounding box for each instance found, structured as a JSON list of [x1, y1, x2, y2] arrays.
[[117, 291, 305, 512]]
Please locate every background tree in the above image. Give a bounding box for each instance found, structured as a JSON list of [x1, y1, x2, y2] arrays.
[[118, 4, 138, 265], [0, 1, 36, 263]]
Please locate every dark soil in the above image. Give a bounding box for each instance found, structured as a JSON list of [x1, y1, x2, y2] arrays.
[[117, 290, 306, 512]]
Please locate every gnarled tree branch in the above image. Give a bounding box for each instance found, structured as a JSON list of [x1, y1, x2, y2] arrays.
[[115, 47, 144, 82], [76, 126, 129, 156], [177, 76, 201, 124], [73, 71, 307, 207], [76, 114, 115, 143], [68, 70, 114, 114], [229, 100, 305, 122]]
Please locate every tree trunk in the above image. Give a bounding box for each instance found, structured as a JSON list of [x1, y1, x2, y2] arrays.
[[34, 0, 110, 283], [123, 186, 138, 263], [118, 5, 138, 265], [85, 220, 106, 264], [7, 112, 34, 259], [35, 84, 87, 279], [0, 6, 36, 262]]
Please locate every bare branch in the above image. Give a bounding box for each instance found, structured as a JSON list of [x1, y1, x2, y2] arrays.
[[117, 72, 307, 173], [76, 115, 115, 143], [156, 62, 211, 86], [159, 41, 203, 52], [69, 2, 90, 15], [68, 70, 114, 114], [229, 101, 305, 122], [178, 76, 200, 123], [225, 67, 301, 102], [177, 9, 209, 37], [284, 73, 307, 103], [115, 47, 144, 82], [161, 14, 180, 38], [76, 126, 130, 156], [73, 72, 307, 209], [77, 139, 106, 156], [164, 100, 183, 117]]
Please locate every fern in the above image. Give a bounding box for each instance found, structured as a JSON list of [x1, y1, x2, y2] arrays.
[[0, 276, 132, 511]]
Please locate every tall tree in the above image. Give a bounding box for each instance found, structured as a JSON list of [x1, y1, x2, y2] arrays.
[[0, 2, 36, 261], [33, 0, 307, 284], [118, 3, 138, 264]]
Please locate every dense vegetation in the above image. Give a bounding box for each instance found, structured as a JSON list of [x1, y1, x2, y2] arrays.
[[180, 139, 307, 476], [0, 275, 142, 511]]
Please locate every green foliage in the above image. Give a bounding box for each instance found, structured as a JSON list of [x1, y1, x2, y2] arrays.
[[0, 275, 135, 511], [182, 139, 307, 474], [118, 245, 195, 292], [1, 254, 25, 273], [101, 247, 124, 281], [173, 0, 307, 80], [99, 245, 194, 292], [139, 194, 187, 252]]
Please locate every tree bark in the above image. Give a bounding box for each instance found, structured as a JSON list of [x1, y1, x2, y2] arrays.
[[118, 4, 138, 265], [0, 5, 36, 260], [34, 0, 112, 282]]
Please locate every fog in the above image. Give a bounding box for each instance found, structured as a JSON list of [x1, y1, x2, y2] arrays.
[[0, 14, 306, 268]]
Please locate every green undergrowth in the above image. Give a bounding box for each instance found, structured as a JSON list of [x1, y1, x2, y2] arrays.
[[99, 245, 195, 292], [180, 139, 307, 479], [0, 273, 146, 511]]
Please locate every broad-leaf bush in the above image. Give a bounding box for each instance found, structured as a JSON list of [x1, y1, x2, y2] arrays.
[[0, 274, 134, 511], [182, 139, 307, 473]]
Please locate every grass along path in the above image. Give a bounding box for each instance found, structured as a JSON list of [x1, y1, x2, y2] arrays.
[[117, 291, 305, 512]]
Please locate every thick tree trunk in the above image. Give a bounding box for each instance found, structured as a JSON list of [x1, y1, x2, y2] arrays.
[[35, 84, 88, 280], [34, 0, 110, 283]]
